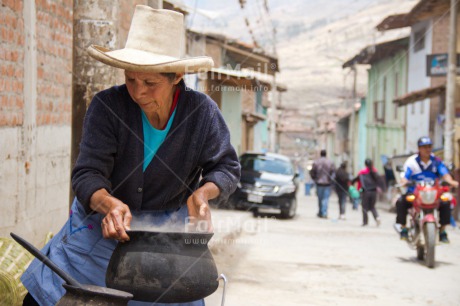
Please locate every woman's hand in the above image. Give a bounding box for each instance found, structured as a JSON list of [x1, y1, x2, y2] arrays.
[[90, 189, 132, 242], [186, 182, 219, 232]]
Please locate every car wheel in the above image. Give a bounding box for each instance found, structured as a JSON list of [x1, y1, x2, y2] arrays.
[[252, 208, 259, 218], [281, 198, 297, 219]]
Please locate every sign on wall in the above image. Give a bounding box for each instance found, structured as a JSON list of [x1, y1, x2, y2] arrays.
[[426, 53, 460, 76]]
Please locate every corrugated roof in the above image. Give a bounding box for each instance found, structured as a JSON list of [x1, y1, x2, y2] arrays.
[[343, 37, 409, 68], [376, 14, 411, 31], [376, 0, 450, 31]]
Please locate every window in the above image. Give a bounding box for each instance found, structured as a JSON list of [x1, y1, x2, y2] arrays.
[[374, 77, 386, 123], [240, 155, 294, 175], [414, 29, 425, 52], [374, 100, 385, 123]]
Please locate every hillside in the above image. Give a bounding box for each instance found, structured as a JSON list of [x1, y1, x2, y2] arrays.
[[180, 0, 416, 110], [273, 0, 416, 108]]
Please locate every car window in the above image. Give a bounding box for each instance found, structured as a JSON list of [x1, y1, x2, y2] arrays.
[[240, 156, 293, 175]]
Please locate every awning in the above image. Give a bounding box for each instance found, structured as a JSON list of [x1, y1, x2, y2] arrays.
[[376, 0, 450, 31], [242, 111, 266, 123], [393, 84, 445, 106]]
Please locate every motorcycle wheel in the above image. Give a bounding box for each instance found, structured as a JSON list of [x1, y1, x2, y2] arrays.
[[424, 223, 436, 268]]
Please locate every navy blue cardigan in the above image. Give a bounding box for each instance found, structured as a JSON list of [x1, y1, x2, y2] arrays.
[[72, 82, 241, 214]]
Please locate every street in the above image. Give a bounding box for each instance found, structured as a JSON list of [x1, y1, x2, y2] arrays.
[[205, 189, 460, 306]]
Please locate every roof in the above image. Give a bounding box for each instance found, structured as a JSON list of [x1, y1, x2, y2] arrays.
[[208, 68, 286, 91], [188, 29, 279, 74], [393, 84, 446, 106], [343, 37, 409, 68], [242, 111, 266, 123], [376, 14, 410, 31], [376, 0, 450, 31]]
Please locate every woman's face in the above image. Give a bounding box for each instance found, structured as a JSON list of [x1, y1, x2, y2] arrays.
[[419, 145, 432, 160], [125, 71, 182, 114]]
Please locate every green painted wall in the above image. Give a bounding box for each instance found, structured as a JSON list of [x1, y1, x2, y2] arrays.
[[365, 49, 407, 172], [221, 87, 243, 155], [254, 90, 268, 151]]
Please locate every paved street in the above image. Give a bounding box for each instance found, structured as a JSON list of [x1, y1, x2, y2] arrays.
[[205, 189, 460, 306]]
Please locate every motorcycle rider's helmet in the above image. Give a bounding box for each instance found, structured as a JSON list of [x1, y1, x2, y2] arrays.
[[417, 136, 433, 147]]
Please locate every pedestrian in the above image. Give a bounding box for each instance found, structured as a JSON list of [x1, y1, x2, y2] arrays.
[[348, 184, 361, 210], [20, 6, 241, 306], [335, 161, 350, 220], [352, 159, 381, 226], [310, 149, 336, 218]]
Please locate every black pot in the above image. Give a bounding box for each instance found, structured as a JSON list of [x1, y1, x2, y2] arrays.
[[106, 231, 219, 303]]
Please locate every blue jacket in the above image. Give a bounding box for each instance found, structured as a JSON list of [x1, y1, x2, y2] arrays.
[[403, 153, 449, 192], [72, 81, 241, 213]]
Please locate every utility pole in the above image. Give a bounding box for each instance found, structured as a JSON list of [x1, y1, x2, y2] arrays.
[[269, 25, 278, 153], [270, 74, 277, 152], [71, 1, 120, 204], [348, 63, 357, 173], [445, 0, 457, 166]]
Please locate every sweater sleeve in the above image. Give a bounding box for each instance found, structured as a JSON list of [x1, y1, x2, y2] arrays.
[[71, 92, 118, 214], [197, 101, 241, 203]]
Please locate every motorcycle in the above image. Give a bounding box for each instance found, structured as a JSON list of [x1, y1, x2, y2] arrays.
[[395, 179, 453, 268]]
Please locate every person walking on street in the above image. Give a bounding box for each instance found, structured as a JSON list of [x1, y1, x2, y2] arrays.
[[310, 150, 336, 218], [348, 184, 361, 210], [335, 161, 350, 220], [352, 159, 381, 226]]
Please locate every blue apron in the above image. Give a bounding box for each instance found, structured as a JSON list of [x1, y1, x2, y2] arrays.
[[21, 197, 204, 306]]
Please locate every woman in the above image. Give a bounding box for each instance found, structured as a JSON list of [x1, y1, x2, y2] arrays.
[[21, 6, 240, 306], [352, 159, 381, 227], [334, 161, 350, 220]]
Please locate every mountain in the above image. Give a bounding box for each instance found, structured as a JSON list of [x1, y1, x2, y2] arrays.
[[178, 0, 416, 109]]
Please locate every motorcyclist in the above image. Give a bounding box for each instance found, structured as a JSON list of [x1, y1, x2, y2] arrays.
[[396, 136, 458, 243]]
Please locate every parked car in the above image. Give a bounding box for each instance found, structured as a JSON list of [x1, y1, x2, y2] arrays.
[[229, 152, 299, 219]]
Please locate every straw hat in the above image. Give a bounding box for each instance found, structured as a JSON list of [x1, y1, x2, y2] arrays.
[[87, 5, 214, 73]]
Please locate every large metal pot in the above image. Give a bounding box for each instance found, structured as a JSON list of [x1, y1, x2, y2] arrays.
[[106, 231, 219, 303]]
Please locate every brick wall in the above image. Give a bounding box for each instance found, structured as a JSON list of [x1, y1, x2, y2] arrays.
[[36, 0, 72, 125], [0, 0, 74, 243], [0, 0, 24, 126], [431, 12, 448, 89], [0, 0, 73, 127]]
